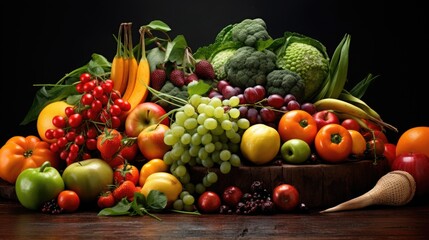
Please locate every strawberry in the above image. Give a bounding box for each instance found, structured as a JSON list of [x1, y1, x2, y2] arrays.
[[169, 69, 185, 87], [97, 191, 116, 209], [195, 60, 215, 80], [96, 128, 123, 160], [112, 180, 136, 202], [185, 73, 199, 85], [150, 69, 167, 91]]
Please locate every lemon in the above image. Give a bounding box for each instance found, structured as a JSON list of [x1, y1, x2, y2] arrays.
[[240, 124, 281, 165], [37, 101, 73, 143]]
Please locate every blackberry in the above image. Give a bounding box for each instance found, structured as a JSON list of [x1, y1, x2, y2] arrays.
[[41, 198, 64, 214]]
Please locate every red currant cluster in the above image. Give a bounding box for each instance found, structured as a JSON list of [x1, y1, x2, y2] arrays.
[[45, 73, 131, 165]]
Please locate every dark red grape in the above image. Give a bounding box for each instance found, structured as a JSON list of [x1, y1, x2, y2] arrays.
[[243, 87, 259, 103], [221, 85, 238, 99], [267, 94, 284, 109], [287, 100, 301, 111], [217, 80, 229, 92], [283, 94, 296, 105], [301, 102, 317, 115], [259, 108, 276, 123]]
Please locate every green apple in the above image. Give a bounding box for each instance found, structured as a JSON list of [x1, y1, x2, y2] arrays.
[[281, 139, 311, 164], [62, 158, 113, 204]]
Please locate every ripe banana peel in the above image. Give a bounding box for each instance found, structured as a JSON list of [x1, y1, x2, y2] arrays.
[[313, 98, 397, 132]]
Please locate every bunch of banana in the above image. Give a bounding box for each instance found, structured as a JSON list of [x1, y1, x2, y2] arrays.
[[313, 92, 397, 132]]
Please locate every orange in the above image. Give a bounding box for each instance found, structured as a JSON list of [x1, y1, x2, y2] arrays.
[[396, 126, 429, 158], [240, 124, 281, 165], [348, 130, 367, 158], [37, 101, 73, 143]]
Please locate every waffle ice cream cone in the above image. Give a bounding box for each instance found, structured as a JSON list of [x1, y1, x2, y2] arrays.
[[320, 170, 416, 213]]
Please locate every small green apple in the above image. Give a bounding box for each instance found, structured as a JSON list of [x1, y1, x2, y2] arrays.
[[281, 139, 311, 164]]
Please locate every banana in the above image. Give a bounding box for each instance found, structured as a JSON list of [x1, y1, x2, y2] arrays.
[[314, 98, 398, 132], [314, 98, 371, 120]]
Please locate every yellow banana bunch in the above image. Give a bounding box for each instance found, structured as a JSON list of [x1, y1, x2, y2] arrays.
[[313, 97, 397, 132]]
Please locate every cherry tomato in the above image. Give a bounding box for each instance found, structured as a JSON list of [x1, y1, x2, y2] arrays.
[[272, 184, 300, 212], [198, 191, 221, 213], [57, 190, 80, 213], [314, 124, 353, 163], [366, 138, 385, 159]]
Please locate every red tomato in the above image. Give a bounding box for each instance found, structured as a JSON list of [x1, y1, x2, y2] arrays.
[[113, 163, 140, 185], [341, 118, 361, 131], [362, 119, 382, 131], [57, 190, 80, 213], [272, 184, 300, 212], [383, 143, 397, 167], [108, 141, 139, 168], [362, 130, 389, 144], [198, 191, 221, 213], [314, 124, 353, 163]]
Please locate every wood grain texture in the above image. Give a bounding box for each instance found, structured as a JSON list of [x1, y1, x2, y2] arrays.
[[0, 199, 428, 239]]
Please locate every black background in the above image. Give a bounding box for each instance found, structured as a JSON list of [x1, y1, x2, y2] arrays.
[[1, 0, 428, 145]]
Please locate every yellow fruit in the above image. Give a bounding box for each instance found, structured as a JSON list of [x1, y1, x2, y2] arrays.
[[138, 158, 169, 186], [348, 130, 367, 158], [140, 172, 182, 206], [37, 101, 73, 143], [240, 124, 281, 165]]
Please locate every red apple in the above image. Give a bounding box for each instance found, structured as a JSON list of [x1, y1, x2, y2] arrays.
[[391, 152, 429, 197], [137, 123, 171, 160], [125, 102, 169, 137], [312, 110, 340, 130]]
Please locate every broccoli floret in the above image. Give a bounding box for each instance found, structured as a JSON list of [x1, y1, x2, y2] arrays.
[[151, 81, 188, 111], [265, 69, 306, 101], [231, 18, 271, 47], [276, 41, 329, 101], [224, 46, 277, 89], [210, 48, 237, 79]]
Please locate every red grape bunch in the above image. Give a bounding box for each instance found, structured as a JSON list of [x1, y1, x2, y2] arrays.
[[44, 73, 131, 165], [208, 80, 317, 127]]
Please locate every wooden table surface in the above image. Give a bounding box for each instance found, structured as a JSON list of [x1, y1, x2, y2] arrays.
[[1, 198, 428, 240]]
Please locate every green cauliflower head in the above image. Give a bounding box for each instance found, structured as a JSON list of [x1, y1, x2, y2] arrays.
[[210, 48, 237, 80], [277, 42, 329, 101], [231, 18, 271, 47], [265, 69, 306, 100], [224, 46, 277, 89]]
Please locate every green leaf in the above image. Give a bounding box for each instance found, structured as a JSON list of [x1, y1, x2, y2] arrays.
[[145, 20, 171, 32], [147, 48, 166, 72], [188, 80, 211, 96], [20, 85, 78, 125], [87, 53, 111, 77], [146, 190, 167, 211], [349, 73, 379, 98], [97, 198, 132, 216], [165, 35, 188, 64]]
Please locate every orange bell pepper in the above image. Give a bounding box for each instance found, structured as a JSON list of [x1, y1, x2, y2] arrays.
[[0, 135, 59, 184]]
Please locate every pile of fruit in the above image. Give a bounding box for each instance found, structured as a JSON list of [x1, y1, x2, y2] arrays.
[[0, 19, 428, 217]]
